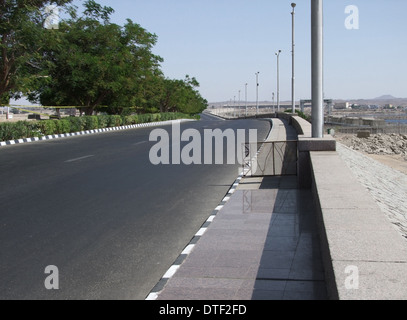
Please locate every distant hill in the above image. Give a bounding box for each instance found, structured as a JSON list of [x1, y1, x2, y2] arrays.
[[374, 95, 398, 100]]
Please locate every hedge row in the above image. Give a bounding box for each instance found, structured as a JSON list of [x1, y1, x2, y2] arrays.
[[0, 113, 198, 142]]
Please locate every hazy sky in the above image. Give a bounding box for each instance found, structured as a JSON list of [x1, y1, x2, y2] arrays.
[[69, 0, 407, 103]]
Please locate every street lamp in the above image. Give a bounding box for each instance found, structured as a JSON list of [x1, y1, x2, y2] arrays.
[[275, 50, 281, 112], [255, 72, 260, 116], [245, 83, 248, 117], [272, 92, 275, 113], [291, 3, 296, 114], [311, 0, 324, 138], [233, 95, 236, 118], [238, 90, 241, 117]]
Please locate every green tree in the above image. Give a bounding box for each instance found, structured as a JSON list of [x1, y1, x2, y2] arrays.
[[0, 0, 72, 103], [129, 71, 164, 114], [33, 0, 163, 115], [159, 75, 207, 114]]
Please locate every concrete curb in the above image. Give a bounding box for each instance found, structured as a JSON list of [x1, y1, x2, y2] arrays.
[[0, 119, 195, 148], [145, 172, 245, 301]]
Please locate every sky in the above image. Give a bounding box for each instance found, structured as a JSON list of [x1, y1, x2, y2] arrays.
[[65, 0, 407, 103]]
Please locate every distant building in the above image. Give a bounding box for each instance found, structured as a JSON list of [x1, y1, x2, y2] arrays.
[[334, 102, 351, 109]]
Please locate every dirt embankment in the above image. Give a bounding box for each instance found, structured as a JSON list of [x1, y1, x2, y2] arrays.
[[336, 133, 407, 175]]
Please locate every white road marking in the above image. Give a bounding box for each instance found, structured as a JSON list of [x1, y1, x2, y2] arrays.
[[195, 228, 207, 237], [145, 293, 158, 300], [133, 141, 148, 146], [207, 215, 216, 222], [64, 155, 95, 163], [162, 265, 180, 279], [181, 244, 195, 255]]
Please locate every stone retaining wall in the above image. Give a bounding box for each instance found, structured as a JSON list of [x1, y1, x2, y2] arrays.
[[310, 151, 407, 300], [284, 112, 407, 300]]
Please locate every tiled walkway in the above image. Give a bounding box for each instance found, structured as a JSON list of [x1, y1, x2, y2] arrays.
[[152, 118, 328, 300], [155, 176, 327, 300]]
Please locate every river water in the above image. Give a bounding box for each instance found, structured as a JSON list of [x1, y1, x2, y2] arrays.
[[386, 119, 407, 125]]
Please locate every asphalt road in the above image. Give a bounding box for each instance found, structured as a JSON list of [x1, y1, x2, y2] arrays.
[[0, 113, 270, 300]]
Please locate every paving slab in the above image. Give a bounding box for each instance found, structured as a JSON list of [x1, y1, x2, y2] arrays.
[[148, 117, 327, 300], [154, 176, 327, 300]]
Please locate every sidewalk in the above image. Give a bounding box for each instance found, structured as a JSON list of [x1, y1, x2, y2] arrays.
[[148, 119, 328, 300]]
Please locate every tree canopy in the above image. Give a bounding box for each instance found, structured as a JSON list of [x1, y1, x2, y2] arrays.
[[1, 0, 207, 115], [0, 0, 72, 103]]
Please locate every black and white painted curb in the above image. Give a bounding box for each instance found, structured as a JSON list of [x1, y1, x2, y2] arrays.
[[145, 170, 246, 301], [145, 120, 273, 300], [0, 119, 195, 148]]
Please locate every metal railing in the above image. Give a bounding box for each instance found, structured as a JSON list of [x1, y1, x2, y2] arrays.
[[242, 141, 298, 177]]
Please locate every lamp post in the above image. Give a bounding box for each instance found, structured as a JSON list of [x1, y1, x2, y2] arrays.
[[233, 95, 236, 118], [238, 90, 241, 117], [255, 72, 260, 116], [245, 83, 248, 117], [291, 3, 296, 114], [275, 50, 281, 112], [311, 0, 324, 138], [272, 92, 275, 113]]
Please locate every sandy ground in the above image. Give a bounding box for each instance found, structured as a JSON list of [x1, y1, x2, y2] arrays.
[[366, 154, 407, 175], [336, 133, 407, 175]]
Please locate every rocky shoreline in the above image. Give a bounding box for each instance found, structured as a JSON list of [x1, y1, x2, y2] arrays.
[[337, 133, 407, 161]]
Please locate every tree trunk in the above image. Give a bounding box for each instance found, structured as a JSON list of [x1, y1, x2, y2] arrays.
[[84, 107, 94, 116]]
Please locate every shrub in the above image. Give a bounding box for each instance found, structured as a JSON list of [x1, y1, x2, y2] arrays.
[[25, 122, 42, 138], [285, 109, 311, 122], [84, 116, 99, 130], [138, 114, 152, 123], [0, 122, 14, 141], [152, 113, 160, 122], [67, 117, 85, 132], [54, 119, 71, 134], [39, 120, 57, 136], [13, 121, 29, 139], [122, 115, 134, 125], [0, 122, 42, 140], [97, 115, 109, 128], [108, 115, 122, 127], [131, 115, 139, 124]]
